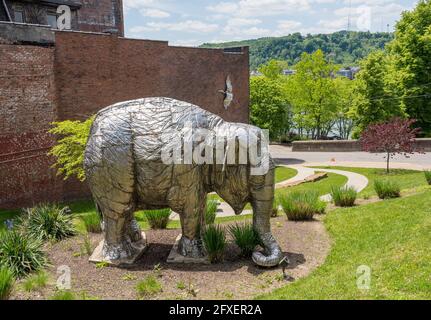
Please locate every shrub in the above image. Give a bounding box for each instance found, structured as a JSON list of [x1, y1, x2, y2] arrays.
[[81, 212, 102, 233], [330, 186, 357, 207], [374, 179, 401, 199], [18, 204, 75, 241], [228, 223, 261, 257], [203, 224, 226, 263], [23, 270, 49, 292], [136, 275, 162, 298], [144, 209, 171, 229], [424, 170, 431, 185], [205, 200, 218, 225], [49, 116, 94, 182], [279, 191, 326, 221], [0, 267, 14, 300], [0, 231, 47, 278], [50, 290, 76, 300]]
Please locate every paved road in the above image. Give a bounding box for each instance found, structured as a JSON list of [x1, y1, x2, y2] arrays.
[[270, 145, 431, 170]]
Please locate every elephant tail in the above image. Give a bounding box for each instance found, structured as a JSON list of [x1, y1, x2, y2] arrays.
[[252, 232, 284, 268]]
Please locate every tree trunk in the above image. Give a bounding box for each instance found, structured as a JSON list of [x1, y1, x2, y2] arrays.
[[386, 152, 390, 174]]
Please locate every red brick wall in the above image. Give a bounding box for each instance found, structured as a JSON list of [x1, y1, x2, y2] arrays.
[[77, 0, 124, 36], [0, 44, 63, 208], [54, 32, 249, 123], [0, 31, 249, 209]]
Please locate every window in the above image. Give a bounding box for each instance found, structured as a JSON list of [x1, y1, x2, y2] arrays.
[[47, 13, 57, 28], [14, 9, 24, 23]]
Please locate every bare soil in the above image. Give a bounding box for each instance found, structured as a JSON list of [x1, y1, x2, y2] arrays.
[[12, 216, 331, 300]]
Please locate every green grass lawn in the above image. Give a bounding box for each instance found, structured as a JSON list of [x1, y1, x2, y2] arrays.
[[259, 190, 431, 300], [208, 166, 298, 203], [313, 166, 428, 197], [274, 167, 297, 183], [277, 172, 347, 198]]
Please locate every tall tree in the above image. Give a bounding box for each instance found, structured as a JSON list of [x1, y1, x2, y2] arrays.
[[334, 77, 355, 139], [350, 51, 405, 138], [389, 0, 431, 135], [250, 76, 290, 140], [258, 59, 288, 79], [285, 50, 339, 139]]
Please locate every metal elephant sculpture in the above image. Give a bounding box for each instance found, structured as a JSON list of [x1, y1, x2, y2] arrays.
[[84, 97, 284, 267]]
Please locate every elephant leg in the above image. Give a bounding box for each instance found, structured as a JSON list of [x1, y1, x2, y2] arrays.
[[177, 191, 206, 259], [101, 210, 130, 261], [87, 196, 147, 265], [125, 211, 143, 243]]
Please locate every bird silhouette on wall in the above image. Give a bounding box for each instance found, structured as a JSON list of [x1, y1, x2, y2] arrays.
[[218, 75, 233, 110]]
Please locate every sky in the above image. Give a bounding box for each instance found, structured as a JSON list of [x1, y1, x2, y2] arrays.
[[123, 0, 419, 46]]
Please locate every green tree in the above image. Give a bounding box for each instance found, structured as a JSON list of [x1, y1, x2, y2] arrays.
[[350, 51, 405, 137], [250, 76, 290, 139], [257, 59, 288, 79], [285, 50, 339, 139], [49, 116, 94, 181], [334, 77, 355, 139], [389, 0, 431, 135]]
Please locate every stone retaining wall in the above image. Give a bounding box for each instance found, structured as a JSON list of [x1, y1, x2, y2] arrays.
[[292, 139, 431, 152]]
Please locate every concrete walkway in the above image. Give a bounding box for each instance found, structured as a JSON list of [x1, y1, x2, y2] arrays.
[[314, 167, 368, 202], [171, 164, 369, 219]]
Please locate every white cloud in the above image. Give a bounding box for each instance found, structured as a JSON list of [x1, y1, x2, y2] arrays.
[[207, 0, 312, 17], [170, 39, 202, 47], [140, 8, 170, 18], [207, 2, 239, 14], [132, 20, 219, 33], [277, 20, 302, 31], [227, 17, 262, 27], [124, 0, 156, 10]]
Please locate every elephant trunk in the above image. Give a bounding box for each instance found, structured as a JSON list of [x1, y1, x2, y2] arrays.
[[251, 198, 284, 267], [250, 169, 284, 268]]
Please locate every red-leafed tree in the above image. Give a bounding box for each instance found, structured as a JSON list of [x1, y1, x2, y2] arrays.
[[360, 118, 422, 173]]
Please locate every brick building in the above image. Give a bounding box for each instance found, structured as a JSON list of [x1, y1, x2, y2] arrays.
[[0, 0, 124, 35], [0, 5, 250, 209]]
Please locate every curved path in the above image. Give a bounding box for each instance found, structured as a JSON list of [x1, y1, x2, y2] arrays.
[[171, 165, 369, 219], [311, 167, 368, 202]]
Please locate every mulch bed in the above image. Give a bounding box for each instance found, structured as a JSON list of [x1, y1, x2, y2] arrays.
[[12, 216, 330, 300]]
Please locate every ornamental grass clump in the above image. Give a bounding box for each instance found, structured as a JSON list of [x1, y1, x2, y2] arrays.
[[205, 200, 218, 225], [136, 275, 162, 298], [0, 267, 14, 300], [18, 204, 75, 241], [144, 208, 171, 229], [203, 224, 226, 263], [81, 211, 102, 233], [279, 191, 326, 221], [330, 186, 357, 207], [23, 270, 49, 292], [228, 223, 261, 257], [424, 170, 431, 185], [0, 231, 47, 278], [374, 179, 401, 199]]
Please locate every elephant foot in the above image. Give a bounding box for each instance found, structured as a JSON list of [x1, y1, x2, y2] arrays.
[[89, 232, 147, 266], [167, 234, 209, 264], [178, 235, 205, 258]]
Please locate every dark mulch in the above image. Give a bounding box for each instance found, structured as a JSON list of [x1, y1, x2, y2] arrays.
[[12, 216, 330, 300]]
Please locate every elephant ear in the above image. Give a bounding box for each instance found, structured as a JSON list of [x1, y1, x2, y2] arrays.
[[247, 126, 273, 177]]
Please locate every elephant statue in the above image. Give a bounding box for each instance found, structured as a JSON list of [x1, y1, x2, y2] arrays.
[[84, 97, 284, 267]]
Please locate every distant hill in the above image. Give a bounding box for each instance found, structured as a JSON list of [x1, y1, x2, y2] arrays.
[[201, 31, 393, 70]]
